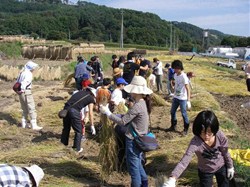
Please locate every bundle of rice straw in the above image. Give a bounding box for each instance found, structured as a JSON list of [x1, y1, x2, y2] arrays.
[[64, 73, 75, 87], [151, 93, 167, 106], [99, 98, 128, 177]]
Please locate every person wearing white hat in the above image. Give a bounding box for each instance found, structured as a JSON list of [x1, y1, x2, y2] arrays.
[[0, 164, 44, 187], [15, 60, 43, 130], [100, 76, 153, 187], [61, 86, 97, 153]]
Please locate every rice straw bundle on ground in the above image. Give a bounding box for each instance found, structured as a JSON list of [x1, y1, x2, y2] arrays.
[[151, 93, 167, 106], [64, 73, 75, 87]]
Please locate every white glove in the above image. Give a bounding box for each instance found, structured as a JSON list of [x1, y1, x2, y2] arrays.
[[187, 101, 191, 110], [227, 167, 234, 180], [162, 177, 176, 187], [90, 125, 96, 135], [99, 104, 112, 116]]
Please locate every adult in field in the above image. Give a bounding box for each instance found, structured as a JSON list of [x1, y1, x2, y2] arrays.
[[152, 58, 163, 93], [241, 61, 250, 108], [16, 60, 43, 130], [122, 52, 140, 84], [100, 76, 153, 187], [139, 56, 151, 78], [60, 87, 96, 153], [74, 56, 93, 90]]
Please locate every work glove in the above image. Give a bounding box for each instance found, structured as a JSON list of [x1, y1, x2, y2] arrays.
[[90, 125, 96, 135], [187, 101, 191, 110], [99, 104, 112, 116], [227, 167, 234, 180], [162, 177, 176, 187]]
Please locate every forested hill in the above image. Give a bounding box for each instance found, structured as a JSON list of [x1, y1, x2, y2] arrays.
[[0, 0, 226, 50]]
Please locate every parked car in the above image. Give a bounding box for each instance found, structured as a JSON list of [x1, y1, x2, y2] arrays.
[[216, 59, 236, 69]]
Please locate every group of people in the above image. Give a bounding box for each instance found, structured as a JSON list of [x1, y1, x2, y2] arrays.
[[10, 52, 237, 187]]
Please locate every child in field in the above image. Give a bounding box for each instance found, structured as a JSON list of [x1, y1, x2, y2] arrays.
[[162, 110, 234, 187], [111, 77, 128, 106], [96, 78, 112, 111], [167, 60, 191, 135], [187, 71, 195, 90]]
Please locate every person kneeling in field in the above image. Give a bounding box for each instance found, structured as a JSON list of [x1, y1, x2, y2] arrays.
[[163, 110, 234, 187]]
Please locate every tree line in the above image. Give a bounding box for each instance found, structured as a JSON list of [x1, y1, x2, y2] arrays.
[[0, 0, 249, 52]]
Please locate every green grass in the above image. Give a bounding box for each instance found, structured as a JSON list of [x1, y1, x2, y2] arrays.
[[0, 42, 22, 58]]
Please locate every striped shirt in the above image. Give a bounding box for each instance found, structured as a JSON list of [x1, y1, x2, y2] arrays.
[[0, 164, 31, 187]]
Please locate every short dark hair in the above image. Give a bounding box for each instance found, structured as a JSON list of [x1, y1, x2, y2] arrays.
[[127, 52, 135, 61], [171, 60, 184, 70], [91, 56, 97, 62], [192, 110, 219, 136], [112, 54, 117, 59], [102, 78, 111, 86]]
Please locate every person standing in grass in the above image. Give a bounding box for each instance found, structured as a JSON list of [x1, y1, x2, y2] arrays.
[[100, 76, 153, 187], [152, 58, 163, 93], [162, 110, 234, 187], [241, 61, 250, 108], [167, 60, 191, 135], [16, 60, 43, 130]]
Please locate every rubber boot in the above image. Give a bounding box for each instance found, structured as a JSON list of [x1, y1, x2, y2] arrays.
[[141, 180, 148, 187], [183, 123, 189, 136], [167, 119, 177, 131], [21, 118, 27, 128], [30, 119, 43, 131]]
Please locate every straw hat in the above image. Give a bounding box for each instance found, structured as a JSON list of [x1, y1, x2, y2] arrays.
[[23, 165, 44, 187], [113, 68, 123, 76], [124, 76, 153, 95]]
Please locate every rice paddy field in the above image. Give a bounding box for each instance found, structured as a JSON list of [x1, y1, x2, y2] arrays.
[[0, 53, 249, 186]]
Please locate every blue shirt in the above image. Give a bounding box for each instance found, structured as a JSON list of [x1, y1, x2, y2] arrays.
[[74, 61, 93, 78], [168, 68, 175, 80], [0, 164, 31, 187]]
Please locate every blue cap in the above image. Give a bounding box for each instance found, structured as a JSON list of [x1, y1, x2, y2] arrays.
[[116, 78, 128, 85], [81, 73, 90, 80]]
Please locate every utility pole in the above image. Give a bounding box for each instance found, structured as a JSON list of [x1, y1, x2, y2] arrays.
[[120, 10, 124, 49], [173, 29, 175, 51], [170, 23, 172, 51], [68, 29, 71, 40]]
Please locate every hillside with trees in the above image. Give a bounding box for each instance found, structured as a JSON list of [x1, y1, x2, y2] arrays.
[[0, 0, 249, 51]]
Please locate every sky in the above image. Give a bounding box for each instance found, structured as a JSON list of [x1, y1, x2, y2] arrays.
[[71, 0, 250, 37]]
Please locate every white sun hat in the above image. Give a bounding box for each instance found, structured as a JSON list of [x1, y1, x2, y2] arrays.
[[23, 165, 44, 187], [124, 76, 153, 95], [25, 60, 39, 70]]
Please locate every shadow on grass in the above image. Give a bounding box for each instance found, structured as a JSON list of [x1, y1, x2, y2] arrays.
[[145, 154, 199, 186], [40, 161, 124, 186], [32, 130, 61, 143], [0, 112, 19, 125]]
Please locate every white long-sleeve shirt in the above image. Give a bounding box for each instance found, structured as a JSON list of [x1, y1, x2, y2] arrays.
[[154, 61, 163, 75], [18, 68, 33, 90]]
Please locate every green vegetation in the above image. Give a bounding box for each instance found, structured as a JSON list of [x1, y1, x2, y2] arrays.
[[0, 42, 22, 58], [0, 0, 232, 52]]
